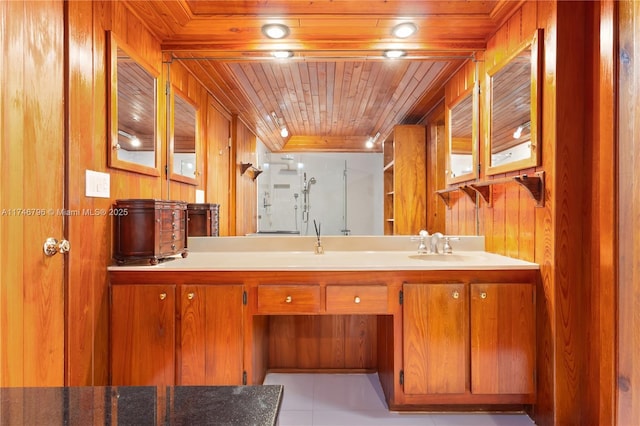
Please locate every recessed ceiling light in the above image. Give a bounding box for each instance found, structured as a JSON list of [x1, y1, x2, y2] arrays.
[[365, 139, 374, 149], [383, 50, 406, 59], [271, 50, 294, 59], [262, 23, 290, 39], [280, 127, 289, 138], [392, 22, 417, 38]]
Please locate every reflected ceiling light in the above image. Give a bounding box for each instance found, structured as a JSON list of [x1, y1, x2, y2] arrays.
[[118, 129, 141, 147], [271, 50, 294, 59], [272, 111, 289, 138], [513, 121, 531, 139], [262, 23, 290, 39], [383, 50, 406, 59], [365, 131, 381, 149], [392, 22, 417, 38]]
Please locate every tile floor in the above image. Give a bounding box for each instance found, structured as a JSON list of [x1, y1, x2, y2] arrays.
[[263, 373, 536, 426]]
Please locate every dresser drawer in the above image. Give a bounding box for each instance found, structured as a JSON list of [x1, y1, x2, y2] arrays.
[[159, 240, 185, 255], [160, 229, 182, 244], [257, 285, 320, 314], [161, 210, 185, 229], [325, 285, 388, 314]]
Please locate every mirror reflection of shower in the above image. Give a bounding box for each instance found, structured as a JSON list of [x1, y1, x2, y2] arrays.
[[301, 172, 317, 225], [256, 149, 384, 235]]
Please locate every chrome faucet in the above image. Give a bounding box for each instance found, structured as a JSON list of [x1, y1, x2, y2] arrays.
[[430, 232, 444, 254]]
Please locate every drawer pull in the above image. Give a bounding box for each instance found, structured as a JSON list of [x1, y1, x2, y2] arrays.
[[171, 244, 176, 250], [354, 296, 361, 304], [187, 292, 195, 300], [480, 292, 487, 299], [159, 292, 167, 301], [172, 222, 177, 230], [172, 233, 177, 240], [285, 296, 292, 303], [452, 291, 459, 299], [172, 211, 176, 217]]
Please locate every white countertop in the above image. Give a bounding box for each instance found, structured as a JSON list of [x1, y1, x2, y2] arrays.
[[109, 250, 538, 271], [108, 236, 538, 272]]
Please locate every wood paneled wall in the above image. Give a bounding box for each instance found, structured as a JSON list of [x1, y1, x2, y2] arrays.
[[233, 117, 258, 236], [66, 0, 165, 386], [438, 1, 618, 424], [425, 102, 446, 235], [618, 0, 640, 423], [64, 0, 253, 385], [206, 97, 232, 236]]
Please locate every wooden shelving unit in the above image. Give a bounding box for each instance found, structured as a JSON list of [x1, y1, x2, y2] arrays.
[[383, 125, 426, 235]]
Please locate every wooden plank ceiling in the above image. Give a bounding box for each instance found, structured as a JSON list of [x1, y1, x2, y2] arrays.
[[123, 0, 525, 152]]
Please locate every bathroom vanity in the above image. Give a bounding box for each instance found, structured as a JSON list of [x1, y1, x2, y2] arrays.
[[108, 236, 538, 410]]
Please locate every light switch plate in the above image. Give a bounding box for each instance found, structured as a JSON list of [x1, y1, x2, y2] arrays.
[[85, 170, 110, 198], [196, 189, 205, 203]]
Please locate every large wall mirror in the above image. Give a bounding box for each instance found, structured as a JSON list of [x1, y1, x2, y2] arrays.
[[446, 84, 478, 184], [107, 31, 161, 176], [169, 87, 198, 185], [485, 29, 542, 175]]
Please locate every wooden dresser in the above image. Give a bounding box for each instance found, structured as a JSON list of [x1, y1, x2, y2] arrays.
[[112, 199, 188, 265], [187, 203, 219, 237]]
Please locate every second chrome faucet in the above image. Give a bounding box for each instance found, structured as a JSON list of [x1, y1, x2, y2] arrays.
[[412, 230, 457, 254]]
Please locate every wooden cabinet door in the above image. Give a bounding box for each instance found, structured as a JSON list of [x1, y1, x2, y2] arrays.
[[111, 285, 175, 385], [403, 283, 468, 395], [470, 283, 535, 394], [179, 285, 244, 385]]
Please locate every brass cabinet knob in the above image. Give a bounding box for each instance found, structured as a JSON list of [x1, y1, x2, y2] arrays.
[[285, 296, 292, 303], [354, 296, 361, 304], [452, 291, 459, 299], [159, 292, 167, 300], [480, 292, 487, 299], [187, 292, 195, 300]]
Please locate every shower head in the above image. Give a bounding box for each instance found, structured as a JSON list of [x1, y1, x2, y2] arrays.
[[303, 176, 317, 192]]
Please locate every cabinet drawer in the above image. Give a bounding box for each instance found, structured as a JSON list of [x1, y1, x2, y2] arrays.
[[257, 285, 320, 314], [326, 285, 388, 314]]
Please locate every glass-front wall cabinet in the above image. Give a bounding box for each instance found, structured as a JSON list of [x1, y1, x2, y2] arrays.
[[485, 29, 542, 175], [107, 31, 161, 176], [445, 61, 479, 185], [170, 87, 198, 185]]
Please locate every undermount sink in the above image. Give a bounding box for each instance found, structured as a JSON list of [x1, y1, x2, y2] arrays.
[[408, 254, 472, 261]]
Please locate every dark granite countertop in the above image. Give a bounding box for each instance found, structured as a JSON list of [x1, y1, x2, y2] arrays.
[[0, 385, 283, 425]]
